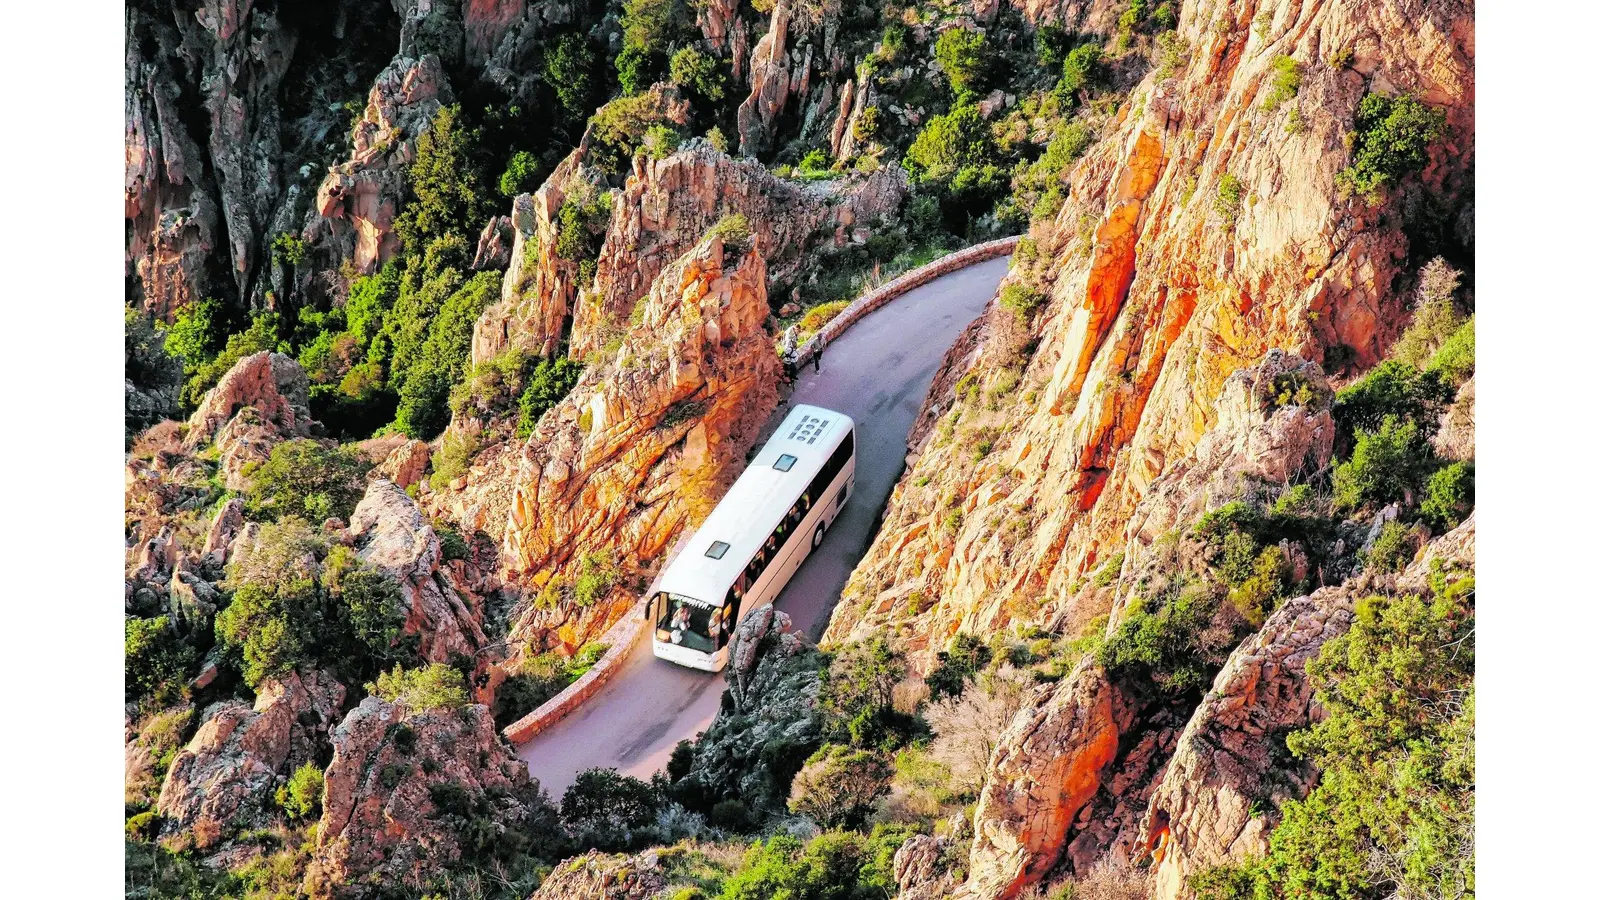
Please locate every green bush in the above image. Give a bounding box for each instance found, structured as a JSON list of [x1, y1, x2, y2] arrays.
[[799, 300, 850, 332], [368, 663, 471, 711], [1059, 43, 1104, 97], [517, 356, 584, 438], [818, 638, 909, 748], [498, 150, 541, 198], [322, 545, 407, 663], [1332, 416, 1435, 512], [1335, 92, 1447, 202], [1391, 258, 1466, 369], [547, 33, 598, 120], [573, 550, 621, 606], [642, 123, 685, 160], [244, 439, 371, 522], [1035, 24, 1071, 67], [1332, 360, 1451, 437], [125, 306, 183, 434], [183, 312, 284, 410], [1425, 316, 1475, 389], [1010, 121, 1094, 219], [125, 616, 198, 706], [1099, 587, 1232, 697], [429, 428, 481, 490], [669, 46, 728, 102], [1421, 461, 1474, 529], [925, 633, 993, 699], [561, 767, 660, 850], [271, 232, 308, 267], [395, 105, 487, 257], [394, 270, 501, 439], [1363, 521, 1421, 574], [798, 148, 832, 176], [1261, 55, 1302, 111], [999, 282, 1046, 320], [275, 762, 324, 820], [1214, 173, 1244, 228], [554, 189, 613, 262], [934, 27, 988, 97]]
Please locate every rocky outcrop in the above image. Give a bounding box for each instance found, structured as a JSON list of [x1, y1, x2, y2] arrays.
[[184, 351, 315, 489], [1136, 589, 1355, 899], [372, 438, 433, 490], [569, 142, 907, 357], [493, 235, 782, 654], [955, 663, 1135, 899], [471, 141, 600, 363], [671, 607, 828, 814], [304, 696, 548, 898], [1009, 0, 1125, 33], [827, 0, 1473, 669], [156, 670, 345, 849], [348, 480, 489, 665], [529, 850, 670, 900], [735, 0, 794, 156], [310, 53, 452, 276]]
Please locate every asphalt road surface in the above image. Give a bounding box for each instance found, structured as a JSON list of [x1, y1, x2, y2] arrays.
[[517, 255, 1011, 797]]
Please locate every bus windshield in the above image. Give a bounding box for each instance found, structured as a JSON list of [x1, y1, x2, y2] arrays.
[[655, 592, 721, 654]]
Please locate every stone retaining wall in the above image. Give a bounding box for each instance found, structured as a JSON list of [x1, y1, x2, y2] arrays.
[[502, 235, 1019, 746], [791, 235, 1020, 368]]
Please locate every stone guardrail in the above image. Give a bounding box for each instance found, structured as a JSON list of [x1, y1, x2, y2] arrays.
[[502, 235, 1020, 746], [790, 234, 1021, 368]]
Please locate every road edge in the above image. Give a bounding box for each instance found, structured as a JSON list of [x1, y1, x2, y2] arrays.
[[502, 235, 1020, 747]]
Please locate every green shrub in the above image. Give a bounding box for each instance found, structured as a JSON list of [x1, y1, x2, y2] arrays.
[[125, 616, 198, 706], [818, 638, 909, 748], [546, 33, 597, 120], [1421, 461, 1474, 529], [1035, 24, 1071, 67], [554, 189, 612, 262], [1092, 550, 1127, 588], [1059, 43, 1104, 98], [642, 123, 684, 160], [1228, 545, 1290, 626], [1332, 416, 1435, 512], [394, 105, 487, 257], [183, 312, 284, 409], [244, 439, 371, 522], [125, 306, 182, 434], [798, 148, 832, 176], [322, 544, 407, 663], [1261, 55, 1302, 111], [1214, 173, 1244, 228], [573, 550, 621, 606], [517, 356, 584, 438], [1332, 360, 1450, 437], [561, 767, 660, 850], [669, 46, 728, 101], [368, 663, 471, 711], [1391, 258, 1465, 369], [999, 282, 1046, 320], [934, 27, 988, 96], [1154, 29, 1191, 80], [925, 633, 993, 699], [429, 428, 481, 490], [1363, 521, 1421, 574], [1426, 316, 1475, 389], [705, 213, 752, 249], [1335, 92, 1447, 202], [271, 232, 308, 267], [394, 270, 500, 439], [1098, 588, 1231, 697], [497, 150, 541, 198], [1010, 122, 1094, 218], [275, 762, 324, 820], [787, 744, 892, 828]]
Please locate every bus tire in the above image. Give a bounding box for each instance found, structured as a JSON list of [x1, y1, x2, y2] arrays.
[[812, 522, 827, 549]]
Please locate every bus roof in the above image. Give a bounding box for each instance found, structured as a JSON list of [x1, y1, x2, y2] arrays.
[[656, 404, 854, 606]]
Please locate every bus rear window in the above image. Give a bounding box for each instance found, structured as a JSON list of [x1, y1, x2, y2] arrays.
[[655, 592, 725, 654]]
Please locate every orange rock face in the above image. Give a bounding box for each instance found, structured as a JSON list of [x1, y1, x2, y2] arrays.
[[491, 236, 781, 655]]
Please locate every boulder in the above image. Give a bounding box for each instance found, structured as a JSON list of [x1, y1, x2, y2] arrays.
[[155, 670, 344, 849], [529, 850, 669, 900], [349, 480, 488, 664], [184, 351, 313, 464]]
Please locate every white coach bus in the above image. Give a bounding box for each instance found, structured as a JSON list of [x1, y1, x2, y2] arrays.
[[650, 404, 856, 671]]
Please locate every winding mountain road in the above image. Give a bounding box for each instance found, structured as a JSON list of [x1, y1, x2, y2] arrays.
[[517, 255, 1011, 796]]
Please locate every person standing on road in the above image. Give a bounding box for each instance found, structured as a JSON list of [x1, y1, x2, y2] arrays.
[[812, 334, 825, 373]]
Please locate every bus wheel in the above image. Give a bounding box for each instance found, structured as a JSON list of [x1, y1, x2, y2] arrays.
[[813, 522, 827, 549]]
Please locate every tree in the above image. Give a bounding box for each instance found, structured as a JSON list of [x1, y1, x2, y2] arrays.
[[244, 439, 371, 522], [546, 33, 597, 121], [1059, 43, 1104, 98], [394, 270, 501, 438], [1335, 92, 1447, 201], [395, 105, 487, 256], [322, 545, 406, 664], [276, 762, 325, 820], [1331, 415, 1435, 512], [787, 744, 892, 828], [126, 616, 198, 706], [922, 669, 1029, 794], [560, 768, 660, 850], [669, 46, 728, 102], [517, 357, 584, 437], [933, 27, 988, 97], [368, 663, 471, 711], [818, 638, 907, 746]]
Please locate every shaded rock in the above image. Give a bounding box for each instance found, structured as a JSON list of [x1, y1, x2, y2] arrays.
[[203, 497, 246, 567], [156, 670, 345, 849], [304, 696, 551, 898], [349, 480, 488, 664], [529, 849, 669, 900], [471, 214, 514, 270]]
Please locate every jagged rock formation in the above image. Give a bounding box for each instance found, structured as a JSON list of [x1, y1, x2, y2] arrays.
[[348, 480, 491, 665], [155, 670, 345, 849], [496, 235, 781, 653], [304, 695, 549, 897], [827, 0, 1473, 664], [125, 1, 400, 315], [529, 850, 670, 899], [308, 53, 452, 278], [732, 0, 856, 157], [670, 607, 827, 814], [184, 351, 315, 489], [473, 140, 907, 364]]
